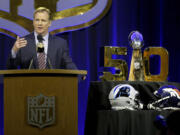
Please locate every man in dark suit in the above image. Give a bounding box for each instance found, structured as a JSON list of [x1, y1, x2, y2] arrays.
[[7, 7, 77, 70]]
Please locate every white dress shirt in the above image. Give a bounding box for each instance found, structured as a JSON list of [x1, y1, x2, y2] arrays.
[[34, 32, 49, 56]]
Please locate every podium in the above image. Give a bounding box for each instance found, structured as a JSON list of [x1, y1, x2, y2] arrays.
[[0, 69, 87, 135]]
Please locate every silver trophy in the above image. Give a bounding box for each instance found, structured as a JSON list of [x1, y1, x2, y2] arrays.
[[128, 31, 145, 81]]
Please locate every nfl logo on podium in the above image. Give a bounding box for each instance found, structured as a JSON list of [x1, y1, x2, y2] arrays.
[[27, 94, 55, 128]]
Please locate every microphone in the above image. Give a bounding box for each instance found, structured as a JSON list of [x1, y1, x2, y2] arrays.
[[28, 55, 35, 69], [29, 59, 33, 69], [46, 53, 53, 69], [37, 34, 44, 53], [36, 35, 53, 69], [37, 34, 44, 42], [28, 54, 53, 69]]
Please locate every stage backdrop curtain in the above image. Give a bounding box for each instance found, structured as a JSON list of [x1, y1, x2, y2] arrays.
[[1, 0, 180, 135]]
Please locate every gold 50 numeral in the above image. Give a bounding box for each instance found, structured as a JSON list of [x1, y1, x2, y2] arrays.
[[100, 46, 128, 81], [143, 47, 169, 82], [100, 46, 169, 82]]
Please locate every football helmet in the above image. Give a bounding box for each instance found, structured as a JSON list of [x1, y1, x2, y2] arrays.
[[147, 85, 180, 110], [109, 84, 143, 110]]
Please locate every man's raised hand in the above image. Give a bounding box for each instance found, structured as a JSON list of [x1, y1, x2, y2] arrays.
[[12, 36, 27, 53]]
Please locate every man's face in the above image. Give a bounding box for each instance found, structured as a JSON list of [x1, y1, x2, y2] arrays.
[[33, 11, 51, 36]]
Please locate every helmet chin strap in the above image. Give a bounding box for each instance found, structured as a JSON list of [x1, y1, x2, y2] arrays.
[[134, 98, 144, 109]]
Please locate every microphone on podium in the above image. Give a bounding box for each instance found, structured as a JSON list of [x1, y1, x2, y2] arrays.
[[29, 34, 53, 69], [37, 34, 44, 53]]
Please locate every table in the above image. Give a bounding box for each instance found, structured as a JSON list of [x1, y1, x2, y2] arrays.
[[84, 81, 180, 135]]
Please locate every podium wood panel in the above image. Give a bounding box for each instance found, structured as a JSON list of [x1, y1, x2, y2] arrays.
[[1, 69, 85, 135]]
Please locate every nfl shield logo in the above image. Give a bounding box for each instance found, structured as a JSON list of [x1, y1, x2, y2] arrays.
[[27, 94, 55, 128]]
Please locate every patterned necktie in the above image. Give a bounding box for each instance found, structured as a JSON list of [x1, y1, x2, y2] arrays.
[[38, 52, 46, 69]]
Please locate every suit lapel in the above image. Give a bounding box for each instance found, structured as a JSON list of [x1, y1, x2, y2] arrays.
[[29, 33, 39, 68], [47, 34, 54, 68]]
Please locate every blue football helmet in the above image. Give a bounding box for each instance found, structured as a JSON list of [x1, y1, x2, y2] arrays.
[[147, 85, 180, 110], [109, 84, 143, 110]]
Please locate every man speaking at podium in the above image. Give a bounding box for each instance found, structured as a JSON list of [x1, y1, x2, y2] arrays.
[[7, 7, 77, 70]]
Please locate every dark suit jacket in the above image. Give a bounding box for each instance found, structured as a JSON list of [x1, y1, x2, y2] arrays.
[[7, 33, 77, 69]]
